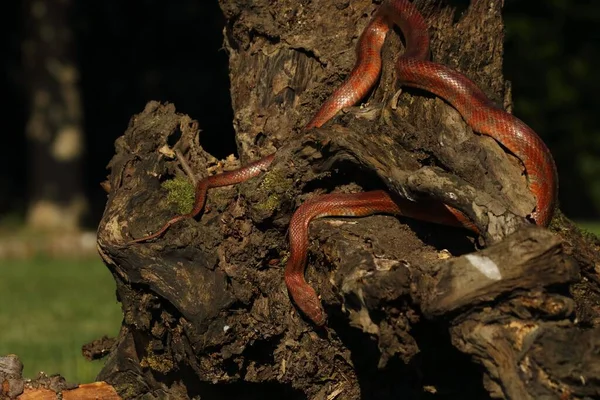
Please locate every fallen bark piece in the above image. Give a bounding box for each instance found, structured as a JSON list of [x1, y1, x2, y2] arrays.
[[18, 382, 121, 400], [418, 226, 579, 317]]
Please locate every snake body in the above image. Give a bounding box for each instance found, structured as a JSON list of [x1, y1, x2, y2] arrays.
[[285, 190, 476, 326], [286, 0, 557, 326], [131, 0, 558, 326]]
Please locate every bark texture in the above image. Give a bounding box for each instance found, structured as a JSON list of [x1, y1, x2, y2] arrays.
[[95, 0, 600, 399]]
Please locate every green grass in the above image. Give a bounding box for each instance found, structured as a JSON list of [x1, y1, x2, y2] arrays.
[[0, 257, 122, 383]]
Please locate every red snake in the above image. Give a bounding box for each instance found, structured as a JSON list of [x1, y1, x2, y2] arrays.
[[130, 0, 558, 326]]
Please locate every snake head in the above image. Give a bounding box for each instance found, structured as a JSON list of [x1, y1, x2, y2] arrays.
[[285, 275, 327, 326]]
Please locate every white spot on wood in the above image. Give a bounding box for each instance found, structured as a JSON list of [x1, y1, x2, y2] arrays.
[[465, 254, 502, 280], [438, 249, 451, 260], [223, 325, 230, 333], [158, 145, 176, 159], [374, 258, 400, 271]]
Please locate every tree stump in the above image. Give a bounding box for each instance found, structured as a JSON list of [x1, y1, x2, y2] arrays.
[[95, 0, 600, 399]]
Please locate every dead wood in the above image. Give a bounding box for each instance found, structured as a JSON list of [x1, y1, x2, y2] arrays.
[[0, 355, 121, 400], [94, 0, 600, 399]]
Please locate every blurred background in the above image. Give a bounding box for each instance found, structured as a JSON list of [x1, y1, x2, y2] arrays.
[[0, 0, 598, 384]]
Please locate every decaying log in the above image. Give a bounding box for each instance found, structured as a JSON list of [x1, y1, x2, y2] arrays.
[[0, 355, 120, 400], [94, 0, 600, 399], [17, 382, 121, 400]]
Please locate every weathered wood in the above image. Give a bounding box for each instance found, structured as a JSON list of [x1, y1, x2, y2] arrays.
[[93, 0, 600, 399], [18, 382, 121, 400], [419, 227, 578, 316], [1, 355, 24, 399], [325, 226, 578, 326], [449, 310, 600, 399], [0, 355, 121, 400]]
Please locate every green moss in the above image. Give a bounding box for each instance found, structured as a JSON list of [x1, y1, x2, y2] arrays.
[[256, 193, 283, 213], [113, 384, 139, 399], [280, 253, 289, 266], [254, 169, 294, 213], [141, 347, 174, 374], [161, 176, 195, 214]]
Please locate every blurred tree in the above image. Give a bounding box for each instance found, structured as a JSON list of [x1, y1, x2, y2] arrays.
[[22, 0, 87, 231], [504, 0, 600, 219]]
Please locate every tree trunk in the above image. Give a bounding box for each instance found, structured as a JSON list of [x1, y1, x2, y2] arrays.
[[96, 0, 600, 399], [23, 0, 87, 231]]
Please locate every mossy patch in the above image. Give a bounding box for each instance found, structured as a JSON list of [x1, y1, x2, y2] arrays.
[[161, 176, 195, 214], [140, 347, 174, 374], [254, 169, 294, 213]]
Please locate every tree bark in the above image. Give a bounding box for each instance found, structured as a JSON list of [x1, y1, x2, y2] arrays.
[[23, 0, 87, 231], [95, 0, 600, 399]]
